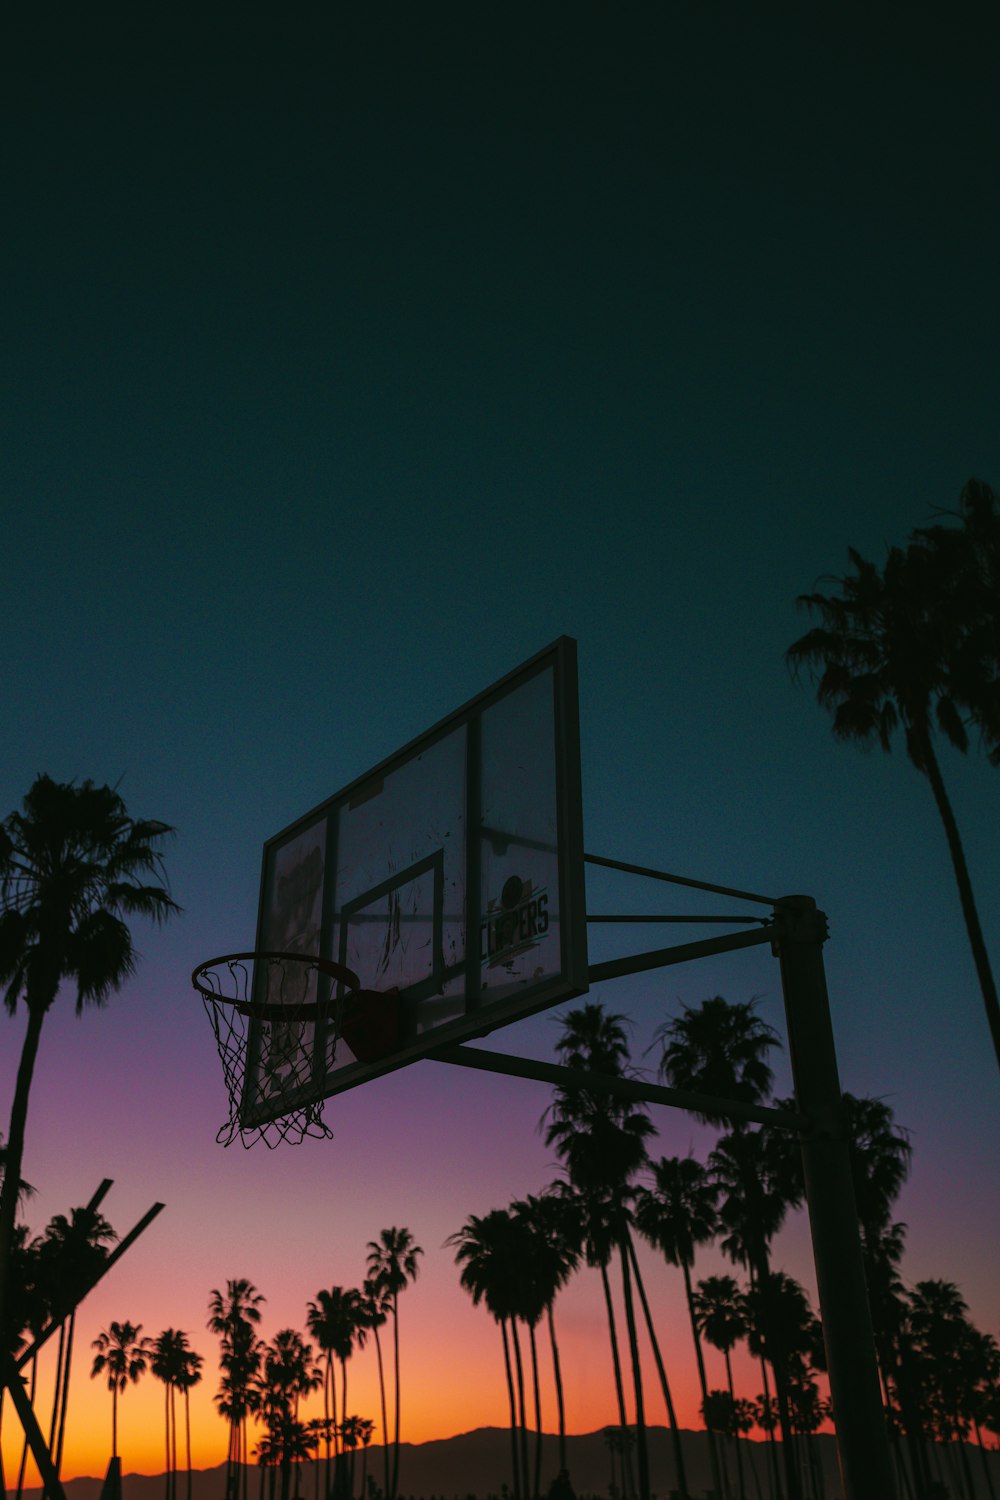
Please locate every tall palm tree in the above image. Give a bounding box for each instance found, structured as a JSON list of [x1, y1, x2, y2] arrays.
[[256, 1333, 322, 1500], [41, 1206, 116, 1477], [511, 1192, 580, 1477], [693, 1276, 750, 1500], [657, 996, 799, 1500], [0, 777, 178, 1340], [152, 1329, 191, 1500], [360, 1275, 391, 1500], [653, 996, 779, 1126], [633, 1156, 725, 1500], [544, 1003, 685, 1500], [306, 1287, 364, 1498], [448, 1209, 527, 1500], [905, 1280, 984, 1500], [176, 1345, 204, 1500], [709, 1126, 803, 1500], [365, 1226, 422, 1500], [91, 1320, 151, 1460], [209, 1281, 266, 1500], [787, 523, 1000, 1070]]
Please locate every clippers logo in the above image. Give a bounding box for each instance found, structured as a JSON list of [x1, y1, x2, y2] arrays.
[[481, 875, 549, 968]]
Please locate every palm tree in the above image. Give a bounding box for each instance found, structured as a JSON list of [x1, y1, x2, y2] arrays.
[[0, 776, 178, 1340], [787, 523, 1000, 1070], [253, 1413, 318, 1500], [41, 1206, 116, 1477], [209, 1280, 266, 1500], [709, 1126, 803, 1500], [152, 1329, 186, 1500], [544, 1003, 686, 1500], [91, 1320, 151, 1460], [306, 1287, 364, 1498], [653, 996, 779, 1126], [657, 996, 799, 1500], [256, 1333, 322, 1500], [360, 1276, 391, 1500], [511, 1192, 580, 1478], [365, 1226, 422, 1500], [693, 1276, 749, 1500], [906, 1280, 984, 1500], [448, 1208, 528, 1500], [633, 1155, 724, 1500], [176, 1346, 204, 1500]]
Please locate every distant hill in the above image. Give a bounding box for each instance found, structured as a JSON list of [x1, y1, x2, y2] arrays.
[[37, 1426, 1000, 1500]]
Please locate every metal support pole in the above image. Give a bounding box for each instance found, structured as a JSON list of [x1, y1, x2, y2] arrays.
[[3, 1355, 68, 1500], [772, 896, 896, 1500]]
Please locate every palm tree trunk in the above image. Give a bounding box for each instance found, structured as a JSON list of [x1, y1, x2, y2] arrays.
[[510, 1319, 530, 1500], [16, 1354, 38, 1500], [55, 1311, 75, 1480], [390, 1300, 400, 1500], [545, 1304, 567, 1474], [164, 1383, 171, 1500], [500, 1319, 521, 1500], [112, 1386, 118, 1461], [528, 1321, 543, 1500], [681, 1261, 725, 1500], [617, 1236, 650, 1500], [0, 1002, 47, 1348], [49, 1321, 66, 1465], [724, 1348, 747, 1500], [185, 1388, 193, 1500], [754, 1254, 798, 1500], [371, 1323, 389, 1500], [918, 729, 1000, 1069], [624, 1235, 689, 1500], [598, 1261, 634, 1500], [321, 1356, 331, 1500], [172, 1387, 180, 1500]]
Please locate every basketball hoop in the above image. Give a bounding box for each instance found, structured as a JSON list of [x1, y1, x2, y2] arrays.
[[192, 951, 360, 1148]]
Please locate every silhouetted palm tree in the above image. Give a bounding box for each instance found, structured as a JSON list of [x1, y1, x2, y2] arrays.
[[253, 1413, 318, 1500], [152, 1328, 189, 1500], [657, 995, 796, 1497], [41, 1206, 116, 1477], [653, 996, 779, 1126], [209, 1280, 266, 1500], [364, 1227, 422, 1500], [693, 1276, 749, 1500], [633, 1155, 724, 1500], [545, 1003, 684, 1500], [91, 1320, 151, 1460], [448, 1208, 528, 1500], [176, 1344, 204, 1500], [511, 1192, 580, 1476], [256, 1332, 322, 1500], [710, 1127, 803, 1500], [787, 520, 1000, 1070], [307, 1287, 363, 1498], [906, 1280, 987, 1500], [360, 1275, 391, 1500], [0, 776, 178, 1341]]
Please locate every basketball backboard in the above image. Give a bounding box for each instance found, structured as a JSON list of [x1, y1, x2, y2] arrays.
[[242, 637, 587, 1128]]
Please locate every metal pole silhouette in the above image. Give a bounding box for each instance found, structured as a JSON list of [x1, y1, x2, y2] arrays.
[[773, 896, 896, 1500]]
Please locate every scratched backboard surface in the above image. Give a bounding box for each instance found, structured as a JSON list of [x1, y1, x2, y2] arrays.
[[244, 638, 587, 1125]]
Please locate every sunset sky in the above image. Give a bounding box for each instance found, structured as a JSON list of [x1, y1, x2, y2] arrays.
[[3, 3, 999, 1486]]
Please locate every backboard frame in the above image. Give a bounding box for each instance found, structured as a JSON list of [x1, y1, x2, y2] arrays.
[[244, 636, 587, 1125]]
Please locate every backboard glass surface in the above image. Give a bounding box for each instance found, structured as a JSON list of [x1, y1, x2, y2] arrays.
[[244, 637, 587, 1126]]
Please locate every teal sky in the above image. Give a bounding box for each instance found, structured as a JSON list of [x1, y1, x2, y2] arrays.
[[2, 2, 998, 1465]]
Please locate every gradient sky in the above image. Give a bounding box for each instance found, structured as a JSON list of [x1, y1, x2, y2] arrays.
[[3, 3, 999, 1484]]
